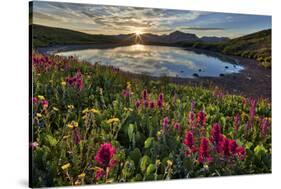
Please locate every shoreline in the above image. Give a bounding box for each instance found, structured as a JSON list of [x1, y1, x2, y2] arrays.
[[36, 44, 271, 99]]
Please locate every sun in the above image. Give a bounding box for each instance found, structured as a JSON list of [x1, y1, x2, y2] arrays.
[[135, 30, 142, 36]]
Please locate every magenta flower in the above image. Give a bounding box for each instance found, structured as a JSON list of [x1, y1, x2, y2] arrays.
[[249, 99, 257, 128], [236, 147, 246, 160], [221, 137, 230, 157], [183, 131, 196, 156], [157, 93, 164, 108], [135, 100, 141, 109], [210, 123, 223, 152], [162, 117, 169, 130], [41, 100, 48, 108], [261, 118, 270, 137], [173, 122, 180, 130], [198, 138, 212, 163], [32, 97, 38, 104], [94, 143, 116, 168], [229, 139, 238, 154], [65, 70, 84, 90], [188, 111, 196, 128], [149, 101, 155, 109], [95, 168, 105, 180], [233, 114, 240, 136], [142, 89, 148, 100], [197, 111, 206, 127], [191, 101, 196, 111], [122, 89, 130, 99]]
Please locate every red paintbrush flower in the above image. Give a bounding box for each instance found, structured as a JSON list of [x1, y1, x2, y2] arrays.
[[198, 138, 212, 163], [94, 143, 116, 168]]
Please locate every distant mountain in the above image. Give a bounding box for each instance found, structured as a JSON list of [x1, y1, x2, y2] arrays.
[[31, 24, 229, 48]]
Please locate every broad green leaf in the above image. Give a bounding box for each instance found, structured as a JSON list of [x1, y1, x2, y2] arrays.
[[144, 137, 154, 149]]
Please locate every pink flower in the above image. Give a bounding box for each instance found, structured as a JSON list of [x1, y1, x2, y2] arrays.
[[183, 131, 196, 156], [233, 114, 240, 135], [41, 100, 48, 108], [221, 137, 230, 157], [236, 147, 246, 160], [95, 168, 105, 180], [94, 143, 116, 168], [162, 117, 169, 130], [173, 122, 180, 130], [157, 93, 164, 108], [261, 118, 270, 137], [32, 97, 38, 104], [122, 89, 130, 99], [188, 111, 196, 128], [229, 140, 238, 154], [65, 70, 84, 90], [198, 138, 212, 163], [197, 111, 206, 127], [210, 123, 223, 152], [249, 99, 257, 128]]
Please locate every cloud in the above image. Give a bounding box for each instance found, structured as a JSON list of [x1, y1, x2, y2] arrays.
[[180, 26, 225, 31]]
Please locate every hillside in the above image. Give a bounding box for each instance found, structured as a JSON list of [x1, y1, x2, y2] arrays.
[[190, 29, 272, 68]]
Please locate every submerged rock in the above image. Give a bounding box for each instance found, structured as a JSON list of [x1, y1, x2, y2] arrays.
[[219, 73, 225, 77], [193, 73, 199, 77]]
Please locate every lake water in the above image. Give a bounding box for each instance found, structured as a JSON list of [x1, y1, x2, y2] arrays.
[[56, 44, 243, 78]]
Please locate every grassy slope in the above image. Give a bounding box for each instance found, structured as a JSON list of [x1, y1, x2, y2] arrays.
[[31, 24, 122, 48], [190, 29, 272, 68]]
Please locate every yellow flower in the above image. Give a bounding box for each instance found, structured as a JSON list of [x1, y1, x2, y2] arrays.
[[67, 105, 74, 110], [90, 108, 100, 114], [167, 160, 173, 167], [53, 107, 59, 111], [74, 180, 81, 185], [49, 80, 53, 83], [67, 121, 78, 129], [78, 172, 86, 179], [61, 163, 71, 170], [82, 108, 89, 114], [63, 135, 70, 140], [106, 118, 120, 125], [61, 81, 66, 86], [38, 95, 45, 100], [36, 113, 42, 117], [156, 159, 161, 166], [124, 107, 133, 112]]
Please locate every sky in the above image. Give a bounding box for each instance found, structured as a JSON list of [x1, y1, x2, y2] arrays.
[[31, 1, 271, 38]]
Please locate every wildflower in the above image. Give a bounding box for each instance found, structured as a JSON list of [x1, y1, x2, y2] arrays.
[[167, 160, 173, 167], [38, 95, 45, 100], [61, 81, 66, 86], [198, 138, 212, 163], [142, 89, 148, 100], [53, 107, 59, 111], [95, 167, 105, 180], [249, 99, 257, 128], [261, 118, 270, 137], [122, 88, 130, 99], [156, 159, 161, 166], [78, 172, 86, 179], [67, 105, 74, 110], [157, 93, 164, 108], [135, 100, 141, 109], [65, 70, 84, 90], [36, 113, 42, 118], [94, 143, 116, 168], [144, 100, 149, 108], [183, 131, 196, 156], [106, 118, 120, 125], [221, 137, 230, 157], [67, 121, 78, 129], [233, 114, 240, 135], [191, 101, 196, 111], [72, 128, 81, 144], [229, 139, 238, 155], [236, 147, 246, 160], [149, 101, 155, 109], [32, 97, 38, 104], [162, 117, 169, 130], [173, 122, 180, 130], [41, 100, 48, 108], [90, 108, 100, 114], [30, 142, 39, 150], [197, 111, 206, 127], [188, 111, 196, 128], [210, 123, 223, 152], [61, 163, 71, 170], [82, 108, 89, 114]]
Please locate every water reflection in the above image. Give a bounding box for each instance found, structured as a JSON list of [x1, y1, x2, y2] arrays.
[[56, 44, 243, 78]]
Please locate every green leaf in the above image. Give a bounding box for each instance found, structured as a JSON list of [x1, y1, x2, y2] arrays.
[[45, 134, 57, 146], [146, 164, 156, 176], [144, 137, 154, 149], [129, 148, 142, 165], [254, 144, 268, 159], [128, 124, 135, 142], [140, 155, 151, 173]]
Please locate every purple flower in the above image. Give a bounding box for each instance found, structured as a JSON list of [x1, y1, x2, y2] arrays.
[[261, 118, 270, 137], [173, 122, 180, 130], [135, 100, 141, 109], [72, 128, 81, 144], [149, 101, 155, 109]]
